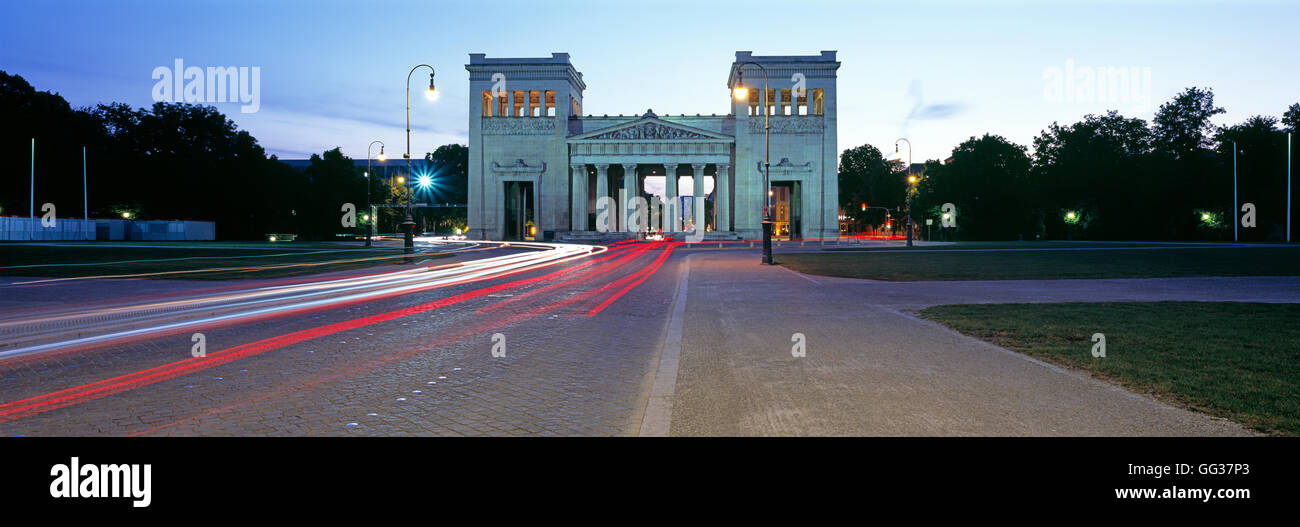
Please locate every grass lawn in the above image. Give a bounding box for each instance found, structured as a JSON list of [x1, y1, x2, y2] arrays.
[[0, 243, 452, 280], [780, 243, 1300, 281], [919, 302, 1300, 435]]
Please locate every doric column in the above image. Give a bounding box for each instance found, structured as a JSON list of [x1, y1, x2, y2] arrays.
[[595, 164, 610, 232], [622, 163, 638, 232], [663, 163, 679, 231], [716, 163, 731, 231], [691, 163, 706, 230], [570, 164, 587, 231]]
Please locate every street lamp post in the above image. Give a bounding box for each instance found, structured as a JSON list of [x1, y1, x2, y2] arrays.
[[734, 62, 772, 264], [366, 140, 386, 247], [1228, 138, 1238, 242], [895, 138, 914, 247], [404, 64, 437, 261]]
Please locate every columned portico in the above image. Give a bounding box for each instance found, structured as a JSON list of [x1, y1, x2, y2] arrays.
[[566, 110, 734, 236], [690, 163, 707, 231], [663, 163, 680, 231], [716, 163, 731, 231], [570, 164, 587, 231], [621, 163, 638, 232], [594, 164, 610, 231]]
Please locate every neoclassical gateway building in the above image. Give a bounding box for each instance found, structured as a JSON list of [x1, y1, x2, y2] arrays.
[[465, 51, 840, 241]]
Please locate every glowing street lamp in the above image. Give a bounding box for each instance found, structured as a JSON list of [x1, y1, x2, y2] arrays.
[[417, 174, 433, 190], [896, 138, 914, 246], [403, 64, 437, 258], [1063, 210, 1081, 240], [424, 73, 438, 101]]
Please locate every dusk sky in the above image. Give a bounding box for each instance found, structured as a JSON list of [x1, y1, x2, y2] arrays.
[[2, 0, 1296, 163]]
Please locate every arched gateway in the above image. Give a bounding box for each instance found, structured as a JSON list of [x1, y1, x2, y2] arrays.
[[465, 51, 841, 241]]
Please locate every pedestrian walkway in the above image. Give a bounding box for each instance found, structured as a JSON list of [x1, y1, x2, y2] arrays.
[[660, 250, 1291, 436]]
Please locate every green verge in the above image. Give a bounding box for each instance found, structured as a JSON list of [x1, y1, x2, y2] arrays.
[[779, 244, 1300, 281], [918, 302, 1300, 435], [0, 244, 453, 280]]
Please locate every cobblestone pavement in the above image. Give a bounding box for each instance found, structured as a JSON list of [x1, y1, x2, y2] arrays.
[[667, 250, 1296, 436], [0, 242, 682, 436]]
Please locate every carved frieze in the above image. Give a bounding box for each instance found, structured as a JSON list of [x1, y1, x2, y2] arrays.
[[767, 157, 814, 174], [587, 122, 714, 140], [482, 118, 556, 135], [748, 116, 824, 134], [490, 158, 546, 175]]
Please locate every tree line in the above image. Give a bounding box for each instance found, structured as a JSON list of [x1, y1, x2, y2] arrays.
[[839, 87, 1299, 241], [1, 71, 467, 240]]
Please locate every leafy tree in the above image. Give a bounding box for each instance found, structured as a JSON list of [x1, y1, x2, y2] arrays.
[[837, 143, 904, 229], [1282, 103, 1299, 133], [89, 101, 282, 238], [0, 71, 106, 218], [1153, 87, 1225, 160], [916, 134, 1033, 240], [1031, 111, 1153, 239], [1148, 88, 1229, 239], [2, 69, 479, 240], [298, 148, 362, 240]]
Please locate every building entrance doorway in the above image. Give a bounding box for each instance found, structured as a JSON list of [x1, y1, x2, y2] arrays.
[[503, 181, 535, 240], [771, 182, 800, 239]]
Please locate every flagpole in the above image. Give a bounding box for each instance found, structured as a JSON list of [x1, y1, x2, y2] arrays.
[[83, 146, 89, 221], [30, 138, 35, 219]]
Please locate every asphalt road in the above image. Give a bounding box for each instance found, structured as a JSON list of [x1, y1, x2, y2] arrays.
[[0, 240, 682, 436]]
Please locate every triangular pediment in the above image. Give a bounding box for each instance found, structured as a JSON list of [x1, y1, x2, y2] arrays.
[[569, 116, 732, 142]]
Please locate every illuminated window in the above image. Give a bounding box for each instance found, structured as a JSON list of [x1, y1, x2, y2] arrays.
[[812, 89, 824, 115], [529, 90, 540, 117], [797, 89, 808, 115], [481, 90, 492, 117], [513, 90, 525, 117], [497, 91, 508, 117], [545, 90, 555, 117], [779, 89, 791, 115]]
